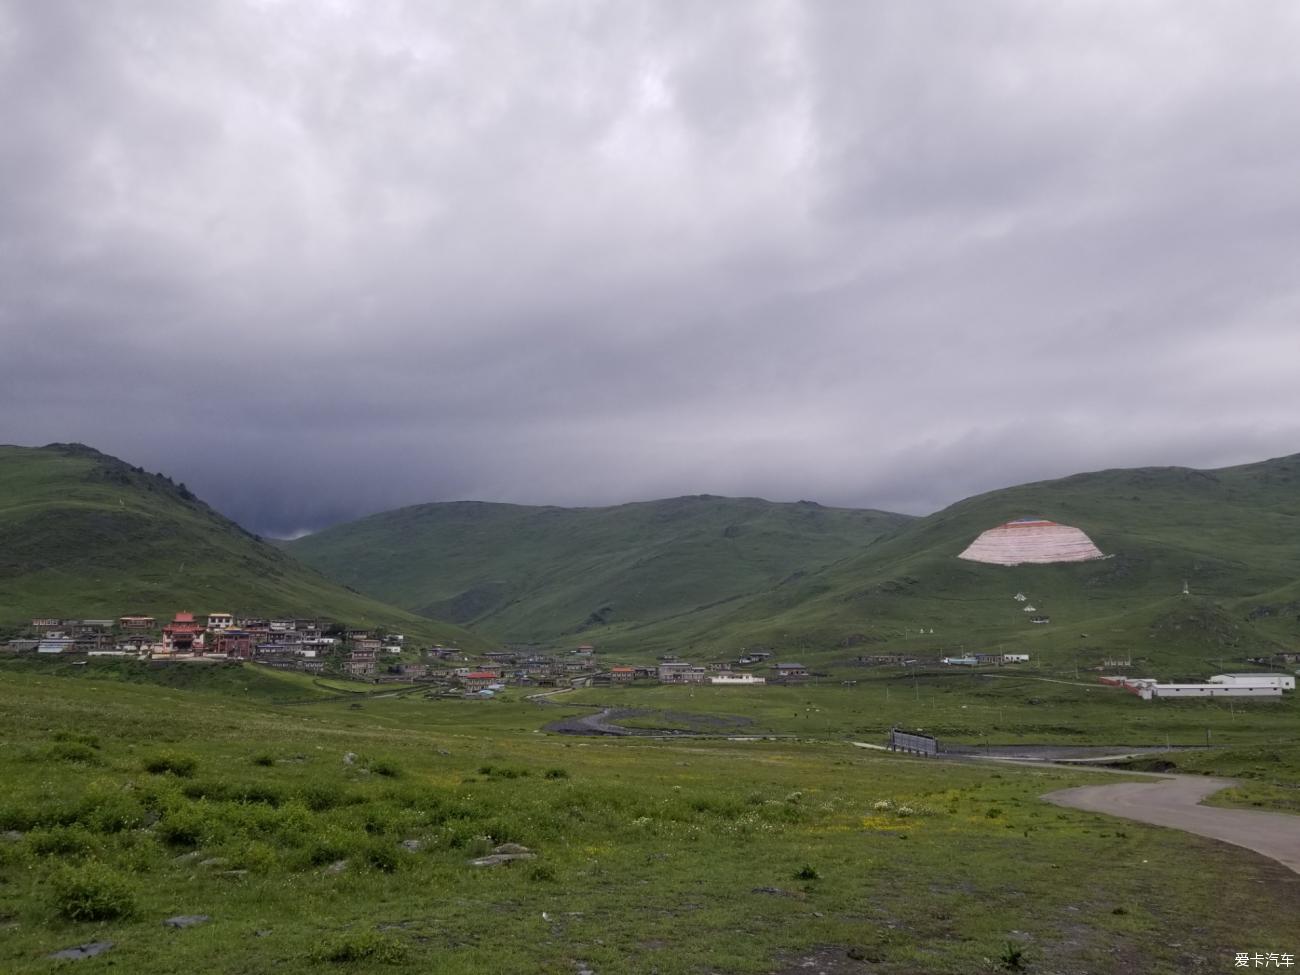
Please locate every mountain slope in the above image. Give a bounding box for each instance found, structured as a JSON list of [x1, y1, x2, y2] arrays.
[[285, 496, 914, 643], [0, 443, 482, 647], [665, 454, 1300, 669]]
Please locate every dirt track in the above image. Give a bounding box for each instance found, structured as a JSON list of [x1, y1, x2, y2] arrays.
[[1044, 775, 1300, 875]]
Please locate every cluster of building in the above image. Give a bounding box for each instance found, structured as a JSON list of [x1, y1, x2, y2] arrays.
[[1100, 673, 1296, 701], [6, 613, 406, 675], [8, 615, 823, 695]]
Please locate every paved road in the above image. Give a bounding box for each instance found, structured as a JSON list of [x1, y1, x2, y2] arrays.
[[1044, 774, 1300, 875]]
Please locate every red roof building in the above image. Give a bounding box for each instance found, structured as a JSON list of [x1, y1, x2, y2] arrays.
[[162, 612, 203, 653]]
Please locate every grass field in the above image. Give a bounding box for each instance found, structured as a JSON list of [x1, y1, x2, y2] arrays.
[[2, 661, 1297, 974]]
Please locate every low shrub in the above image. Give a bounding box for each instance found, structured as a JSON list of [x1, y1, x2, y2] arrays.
[[50, 861, 137, 922], [298, 784, 358, 812], [156, 805, 207, 848], [477, 765, 528, 779], [1001, 940, 1025, 970], [75, 787, 144, 834], [312, 931, 407, 964], [367, 759, 403, 779], [143, 752, 198, 778], [794, 864, 821, 881], [251, 753, 276, 767], [363, 840, 400, 873], [544, 768, 569, 780], [45, 741, 103, 766], [28, 825, 99, 859]]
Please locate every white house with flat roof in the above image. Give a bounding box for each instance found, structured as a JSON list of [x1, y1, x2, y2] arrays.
[[1210, 673, 1294, 691]]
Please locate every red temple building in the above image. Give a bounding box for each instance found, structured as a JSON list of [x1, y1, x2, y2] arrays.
[[162, 612, 203, 653]]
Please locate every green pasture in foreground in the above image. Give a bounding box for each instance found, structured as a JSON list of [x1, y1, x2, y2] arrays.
[[1, 662, 1298, 974]]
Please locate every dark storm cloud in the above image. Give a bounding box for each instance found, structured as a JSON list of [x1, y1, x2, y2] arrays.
[[3, 1, 1300, 535]]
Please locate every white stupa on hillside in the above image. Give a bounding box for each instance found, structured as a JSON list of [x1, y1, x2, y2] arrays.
[[958, 518, 1105, 566]]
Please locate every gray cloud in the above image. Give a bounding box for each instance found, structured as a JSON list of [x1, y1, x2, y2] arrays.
[[3, 0, 1300, 534]]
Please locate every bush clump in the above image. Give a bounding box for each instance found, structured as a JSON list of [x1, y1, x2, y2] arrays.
[[363, 841, 400, 873], [312, 932, 407, 964], [28, 825, 100, 859], [143, 753, 198, 778], [367, 759, 403, 779], [155, 806, 206, 848], [477, 765, 528, 780], [45, 741, 104, 766], [51, 862, 138, 922]]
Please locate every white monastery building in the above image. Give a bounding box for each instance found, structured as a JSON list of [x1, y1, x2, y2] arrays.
[[958, 518, 1106, 566]]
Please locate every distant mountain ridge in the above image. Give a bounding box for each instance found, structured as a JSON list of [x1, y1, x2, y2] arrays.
[[0, 443, 481, 646], [285, 495, 913, 643]]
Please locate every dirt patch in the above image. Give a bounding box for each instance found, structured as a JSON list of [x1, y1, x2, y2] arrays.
[[769, 944, 877, 973]]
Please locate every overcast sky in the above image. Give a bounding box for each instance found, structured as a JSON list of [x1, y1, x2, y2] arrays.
[[4, 1, 1300, 536]]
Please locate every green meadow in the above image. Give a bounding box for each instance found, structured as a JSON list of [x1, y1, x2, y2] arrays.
[[2, 661, 1297, 974]]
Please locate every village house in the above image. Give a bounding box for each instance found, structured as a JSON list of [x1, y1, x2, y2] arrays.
[[609, 666, 635, 682], [709, 672, 766, 685], [658, 661, 707, 683], [772, 663, 808, 679], [575, 644, 595, 656], [212, 630, 255, 658], [69, 620, 114, 637], [460, 671, 502, 692], [74, 632, 116, 653], [31, 619, 65, 635], [206, 612, 234, 630], [344, 648, 377, 677], [118, 615, 156, 630]]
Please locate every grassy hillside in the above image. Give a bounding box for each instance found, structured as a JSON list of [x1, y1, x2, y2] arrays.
[[661, 454, 1300, 672], [285, 496, 912, 644], [0, 444, 483, 647], [286, 454, 1300, 670]]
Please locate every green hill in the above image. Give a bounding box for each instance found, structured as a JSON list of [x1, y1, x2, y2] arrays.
[[285, 496, 913, 644], [0, 443, 482, 647], [288, 454, 1300, 672], [657, 455, 1300, 670]]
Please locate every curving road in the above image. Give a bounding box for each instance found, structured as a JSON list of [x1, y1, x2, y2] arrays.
[[1044, 774, 1300, 875]]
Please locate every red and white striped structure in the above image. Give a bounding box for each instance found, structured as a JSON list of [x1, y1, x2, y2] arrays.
[[958, 518, 1104, 566]]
